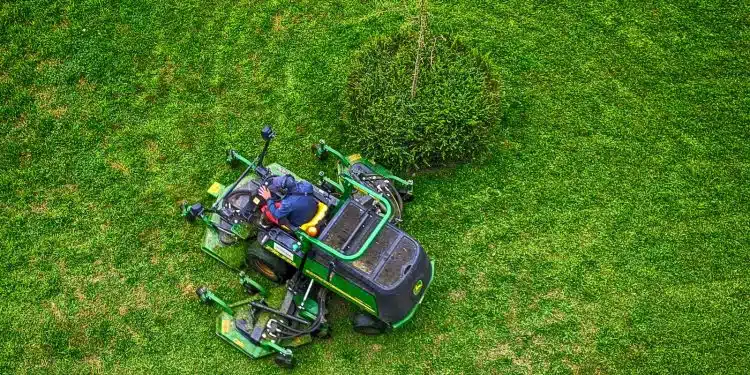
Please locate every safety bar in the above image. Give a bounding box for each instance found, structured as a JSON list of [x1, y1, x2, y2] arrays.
[[297, 175, 392, 261]]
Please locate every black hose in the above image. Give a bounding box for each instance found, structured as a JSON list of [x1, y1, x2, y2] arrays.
[[391, 183, 404, 216], [353, 173, 404, 219], [250, 301, 310, 325], [387, 183, 403, 221], [276, 316, 321, 339], [275, 288, 328, 340], [276, 322, 305, 334], [372, 182, 402, 222]]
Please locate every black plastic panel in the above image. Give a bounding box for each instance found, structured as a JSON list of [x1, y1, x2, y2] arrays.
[[313, 199, 433, 324], [375, 236, 418, 287]]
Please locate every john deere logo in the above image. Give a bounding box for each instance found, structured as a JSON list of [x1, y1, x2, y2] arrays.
[[412, 280, 423, 295]]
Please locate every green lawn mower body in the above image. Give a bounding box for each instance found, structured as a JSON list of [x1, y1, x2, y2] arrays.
[[182, 126, 434, 367]]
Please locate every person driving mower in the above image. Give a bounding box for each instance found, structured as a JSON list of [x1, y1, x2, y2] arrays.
[[258, 174, 318, 227]]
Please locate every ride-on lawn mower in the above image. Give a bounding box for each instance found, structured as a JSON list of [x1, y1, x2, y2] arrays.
[[181, 126, 434, 368]]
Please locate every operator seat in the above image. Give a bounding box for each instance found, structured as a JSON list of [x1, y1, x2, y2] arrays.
[[278, 201, 328, 237], [300, 202, 328, 235]]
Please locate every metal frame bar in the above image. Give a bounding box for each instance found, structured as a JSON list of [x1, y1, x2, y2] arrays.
[[298, 176, 392, 261]]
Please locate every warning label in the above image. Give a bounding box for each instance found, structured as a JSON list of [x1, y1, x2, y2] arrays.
[[273, 242, 295, 261]]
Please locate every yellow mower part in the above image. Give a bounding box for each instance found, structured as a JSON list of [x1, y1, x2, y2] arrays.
[[207, 182, 224, 197], [300, 202, 328, 233]]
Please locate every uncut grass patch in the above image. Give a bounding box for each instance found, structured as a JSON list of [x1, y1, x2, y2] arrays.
[[344, 32, 501, 171]]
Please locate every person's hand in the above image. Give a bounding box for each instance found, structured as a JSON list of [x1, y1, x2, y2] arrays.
[[259, 185, 272, 200]]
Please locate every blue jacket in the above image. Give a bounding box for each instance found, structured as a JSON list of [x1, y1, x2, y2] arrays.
[[266, 181, 318, 226]]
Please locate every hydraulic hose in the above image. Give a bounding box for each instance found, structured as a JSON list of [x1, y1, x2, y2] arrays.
[[275, 288, 328, 340]]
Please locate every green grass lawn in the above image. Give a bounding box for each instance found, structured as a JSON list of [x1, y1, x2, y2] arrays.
[[2, 0, 748, 373]]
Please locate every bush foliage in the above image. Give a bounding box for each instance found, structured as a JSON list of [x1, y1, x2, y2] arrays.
[[344, 33, 501, 171]]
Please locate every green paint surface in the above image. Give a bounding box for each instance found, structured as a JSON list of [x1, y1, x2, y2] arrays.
[[304, 259, 378, 315]]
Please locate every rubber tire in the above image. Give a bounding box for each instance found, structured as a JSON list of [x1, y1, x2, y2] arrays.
[[247, 245, 293, 284], [399, 190, 414, 203], [274, 354, 296, 369], [352, 312, 388, 335], [243, 284, 259, 295], [195, 287, 210, 304], [181, 202, 194, 222], [226, 149, 240, 168], [312, 144, 328, 161], [312, 324, 331, 339]]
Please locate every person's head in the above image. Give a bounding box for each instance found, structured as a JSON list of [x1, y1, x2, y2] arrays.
[[268, 174, 296, 195]]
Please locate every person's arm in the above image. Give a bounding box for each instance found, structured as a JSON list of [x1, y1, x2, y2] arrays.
[[259, 186, 294, 221], [267, 199, 294, 221]]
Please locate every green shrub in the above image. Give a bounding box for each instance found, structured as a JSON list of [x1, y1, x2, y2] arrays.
[[343, 33, 501, 171]]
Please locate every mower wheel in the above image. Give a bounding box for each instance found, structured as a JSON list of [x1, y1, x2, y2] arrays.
[[399, 190, 414, 203], [247, 245, 293, 284], [226, 149, 239, 168], [195, 287, 210, 304], [312, 324, 331, 339], [352, 312, 388, 335], [240, 275, 267, 297], [312, 143, 328, 161], [274, 354, 296, 369], [180, 202, 191, 222]]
